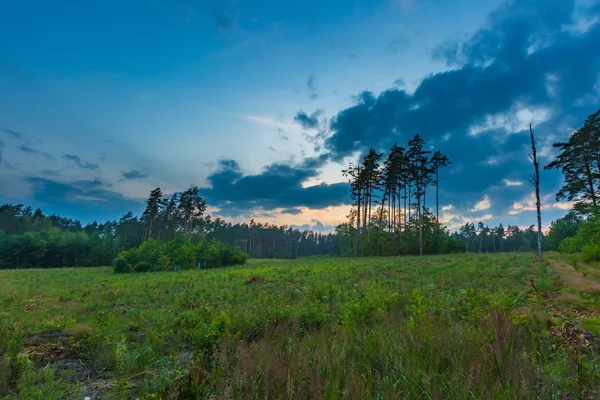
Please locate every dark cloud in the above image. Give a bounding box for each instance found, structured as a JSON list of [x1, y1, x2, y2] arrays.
[[0, 139, 4, 162], [281, 207, 303, 215], [0, 128, 24, 139], [324, 0, 600, 159], [62, 154, 99, 170], [41, 169, 60, 176], [277, 128, 289, 141], [25, 177, 143, 222], [121, 170, 149, 180], [294, 109, 324, 130], [313, 0, 600, 219], [201, 157, 349, 216], [387, 37, 410, 53], [307, 75, 319, 99], [16, 144, 53, 160], [268, 146, 276, 151]]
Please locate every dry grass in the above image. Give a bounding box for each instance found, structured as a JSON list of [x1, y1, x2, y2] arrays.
[[64, 323, 91, 337], [551, 261, 600, 293]]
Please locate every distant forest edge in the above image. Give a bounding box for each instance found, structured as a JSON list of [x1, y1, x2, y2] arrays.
[[1, 108, 599, 269]]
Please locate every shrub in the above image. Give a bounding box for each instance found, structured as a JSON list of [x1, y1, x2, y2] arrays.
[[114, 257, 132, 273], [233, 250, 248, 265], [134, 261, 152, 273], [582, 243, 600, 262], [114, 235, 247, 273], [558, 237, 579, 254], [155, 255, 172, 271]]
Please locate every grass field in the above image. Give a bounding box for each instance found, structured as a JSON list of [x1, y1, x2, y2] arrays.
[[1, 253, 600, 399]]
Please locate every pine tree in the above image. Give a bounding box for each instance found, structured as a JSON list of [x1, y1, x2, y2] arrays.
[[141, 188, 164, 241], [546, 108, 600, 215], [430, 150, 451, 222]]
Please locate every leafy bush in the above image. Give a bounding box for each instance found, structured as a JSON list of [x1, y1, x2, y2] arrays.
[[114, 234, 247, 273], [582, 243, 600, 261], [134, 261, 152, 273], [114, 257, 132, 273], [155, 255, 172, 271], [558, 237, 579, 254]]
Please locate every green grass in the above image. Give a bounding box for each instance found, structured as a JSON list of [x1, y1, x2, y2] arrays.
[[583, 317, 600, 335], [1, 253, 599, 399]]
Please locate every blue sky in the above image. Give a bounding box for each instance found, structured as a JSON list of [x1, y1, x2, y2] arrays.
[[1, 0, 599, 231]]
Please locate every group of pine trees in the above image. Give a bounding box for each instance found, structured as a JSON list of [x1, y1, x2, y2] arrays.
[[339, 134, 458, 256]]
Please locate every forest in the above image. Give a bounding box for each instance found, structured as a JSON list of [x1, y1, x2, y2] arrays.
[[0, 188, 339, 269]]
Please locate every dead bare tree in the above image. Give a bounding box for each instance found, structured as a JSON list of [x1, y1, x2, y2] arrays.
[[529, 124, 543, 261]]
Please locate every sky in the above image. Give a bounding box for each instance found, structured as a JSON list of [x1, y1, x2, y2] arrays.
[[1, 0, 599, 232]]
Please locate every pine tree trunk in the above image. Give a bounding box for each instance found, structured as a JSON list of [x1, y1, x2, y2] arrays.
[[583, 158, 597, 209]]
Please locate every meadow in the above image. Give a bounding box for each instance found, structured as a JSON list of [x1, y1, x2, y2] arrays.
[[1, 253, 600, 399]]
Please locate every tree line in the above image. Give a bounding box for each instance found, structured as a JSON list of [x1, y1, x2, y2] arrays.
[[453, 222, 545, 253], [0, 188, 339, 269]]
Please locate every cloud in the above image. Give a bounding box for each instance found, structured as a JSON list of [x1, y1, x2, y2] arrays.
[[41, 169, 60, 176], [268, 146, 276, 152], [439, 207, 495, 231], [504, 178, 524, 186], [470, 195, 491, 212], [307, 74, 319, 99], [508, 193, 551, 215], [16, 144, 53, 160], [281, 207, 303, 215], [323, 0, 599, 163], [121, 170, 149, 180], [387, 37, 410, 53], [245, 116, 299, 130], [0, 128, 24, 139], [201, 157, 350, 217], [294, 109, 324, 130], [311, 0, 600, 221], [62, 154, 99, 170], [25, 177, 143, 222]]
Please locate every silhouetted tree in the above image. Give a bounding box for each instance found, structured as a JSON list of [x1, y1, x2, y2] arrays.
[[529, 125, 543, 261]]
